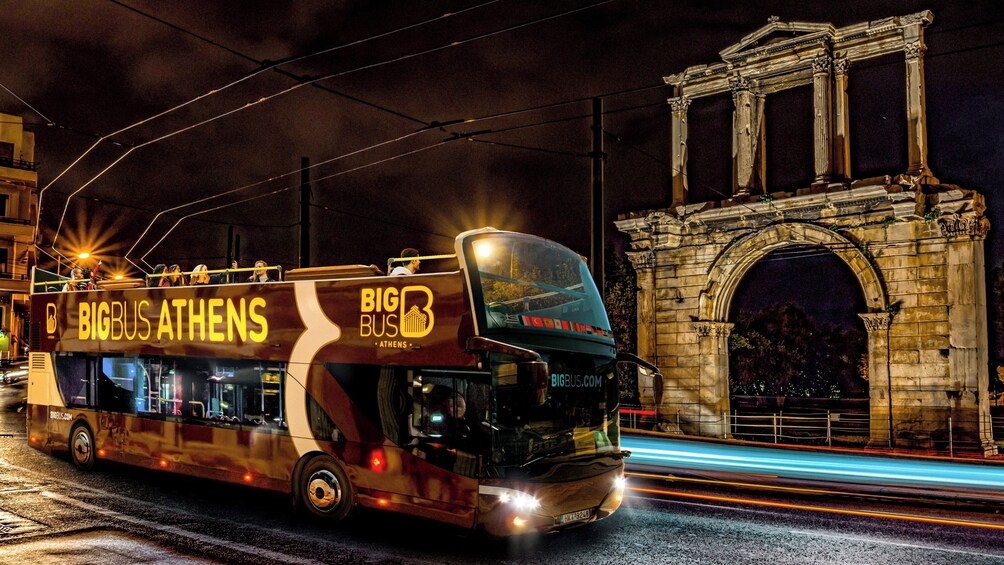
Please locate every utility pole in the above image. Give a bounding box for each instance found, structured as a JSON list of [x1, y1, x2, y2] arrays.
[[590, 97, 605, 294], [226, 225, 234, 268], [299, 156, 311, 268]]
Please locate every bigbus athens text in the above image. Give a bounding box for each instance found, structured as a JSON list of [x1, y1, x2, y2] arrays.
[[78, 297, 268, 343]]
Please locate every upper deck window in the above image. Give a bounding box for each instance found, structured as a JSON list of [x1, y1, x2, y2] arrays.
[[466, 233, 612, 344]]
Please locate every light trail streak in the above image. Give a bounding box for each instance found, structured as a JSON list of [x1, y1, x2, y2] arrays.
[[627, 485, 1004, 531], [623, 436, 1004, 492]]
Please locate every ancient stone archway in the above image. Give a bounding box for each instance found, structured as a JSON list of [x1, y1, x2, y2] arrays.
[[616, 11, 996, 455], [698, 222, 885, 322]]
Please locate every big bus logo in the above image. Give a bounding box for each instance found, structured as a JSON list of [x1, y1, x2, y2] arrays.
[[46, 303, 57, 335], [360, 285, 435, 340]]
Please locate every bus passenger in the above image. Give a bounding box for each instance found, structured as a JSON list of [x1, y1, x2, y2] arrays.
[[248, 260, 275, 283], [389, 248, 421, 276], [149, 264, 167, 287], [62, 268, 87, 291], [190, 264, 211, 285], [166, 264, 183, 286]]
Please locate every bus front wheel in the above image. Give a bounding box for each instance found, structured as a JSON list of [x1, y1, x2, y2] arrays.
[[69, 423, 96, 471], [296, 455, 353, 521]]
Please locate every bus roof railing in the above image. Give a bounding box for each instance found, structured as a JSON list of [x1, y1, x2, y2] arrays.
[[285, 264, 383, 281], [387, 253, 457, 271]]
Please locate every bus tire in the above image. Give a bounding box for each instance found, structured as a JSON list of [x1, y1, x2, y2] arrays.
[[295, 455, 353, 521], [69, 422, 96, 471]]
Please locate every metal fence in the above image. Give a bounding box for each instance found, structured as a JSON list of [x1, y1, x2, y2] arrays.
[[620, 403, 1004, 457]]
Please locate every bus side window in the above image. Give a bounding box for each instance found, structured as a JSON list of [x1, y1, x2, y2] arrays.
[[55, 354, 95, 408]]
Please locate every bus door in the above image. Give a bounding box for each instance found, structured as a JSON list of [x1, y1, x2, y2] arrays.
[[401, 369, 491, 512]]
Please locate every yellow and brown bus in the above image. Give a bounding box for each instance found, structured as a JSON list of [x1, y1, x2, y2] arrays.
[[27, 228, 641, 535]]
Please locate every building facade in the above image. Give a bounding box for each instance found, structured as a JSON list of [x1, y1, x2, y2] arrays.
[[0, 112, 38, 362], [615, 12, 997, 455]]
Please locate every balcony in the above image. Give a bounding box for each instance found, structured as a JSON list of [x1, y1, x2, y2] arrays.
[[0, 157, 37, 172]]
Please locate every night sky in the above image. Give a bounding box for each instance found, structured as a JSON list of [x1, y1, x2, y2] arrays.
[[1, 1, 1002, 281]]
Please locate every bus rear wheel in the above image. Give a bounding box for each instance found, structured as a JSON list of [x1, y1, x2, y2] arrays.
[[296, 455, 353, 521], [69, 423, 95, 471]]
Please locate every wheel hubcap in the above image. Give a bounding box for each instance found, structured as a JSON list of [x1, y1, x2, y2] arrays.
[[73, 431, 91, 463], [306, 469, 341, 511]]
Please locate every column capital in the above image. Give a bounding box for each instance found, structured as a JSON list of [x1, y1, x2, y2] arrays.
[[939, 215, 991, 240], [858, 312, 893, 332], [833, 57, 851, 76], [668, 95, 692, 112], [905, 41, 925, 60], [626, 251, 655, 272], [728, 75, 751, 95], [811, 54, 833, 75], [693, 321, 733, 338]]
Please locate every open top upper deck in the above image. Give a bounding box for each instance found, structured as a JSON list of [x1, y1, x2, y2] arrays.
[[30, 229, 615, 364]]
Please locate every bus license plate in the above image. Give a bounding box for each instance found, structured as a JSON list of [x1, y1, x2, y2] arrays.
[[559, 509, 592, 524]]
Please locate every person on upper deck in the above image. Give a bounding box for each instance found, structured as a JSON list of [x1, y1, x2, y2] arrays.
[[149, 264, 167, 287], [190, 264, 211, 285], [389, 248, 421, 276], [165, 264, 183, 286], [248, 260, 275, 283], [62, 268, 87, 291]]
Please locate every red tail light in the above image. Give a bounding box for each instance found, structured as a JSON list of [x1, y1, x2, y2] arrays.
[[369, 448, 386, 472]]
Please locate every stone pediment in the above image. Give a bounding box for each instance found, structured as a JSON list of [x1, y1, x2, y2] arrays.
[[719, 17, 836, 62]]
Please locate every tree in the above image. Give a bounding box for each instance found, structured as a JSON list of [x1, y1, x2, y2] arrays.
[[605, 250, 638, 404], [729, 303, 867, 401]]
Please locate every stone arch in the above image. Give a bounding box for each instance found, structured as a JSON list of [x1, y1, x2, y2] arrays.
[[698, 222, 887, 323]]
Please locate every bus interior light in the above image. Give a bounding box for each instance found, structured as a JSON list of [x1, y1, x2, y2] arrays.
[[159, 459, 169, 468], [614, 475, 627, 490], [243, 472, 253, 482], [98, 449, 107, 457], [512, 516, 528, 529]]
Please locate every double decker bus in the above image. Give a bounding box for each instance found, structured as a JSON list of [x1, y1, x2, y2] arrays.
[[27, 228, 650, 535]]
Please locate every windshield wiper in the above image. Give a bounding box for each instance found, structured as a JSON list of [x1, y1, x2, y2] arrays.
[[520, 447, 630, 468]]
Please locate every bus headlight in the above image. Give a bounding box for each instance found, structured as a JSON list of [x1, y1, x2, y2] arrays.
[[481, 486, 541, 512]]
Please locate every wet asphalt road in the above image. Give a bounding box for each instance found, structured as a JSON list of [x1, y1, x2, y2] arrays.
[[2, 381, 1004, 564]]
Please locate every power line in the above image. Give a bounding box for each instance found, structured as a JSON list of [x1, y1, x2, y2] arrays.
[[46, 0, 616, 257]]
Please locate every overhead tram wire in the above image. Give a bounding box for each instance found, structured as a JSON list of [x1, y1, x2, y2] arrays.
[[0, 81, 53, 125], [48, 1, 500, 247], [54, 0, 618, 261], [107, 0, 504, 127], [135, 141, 450, 267]]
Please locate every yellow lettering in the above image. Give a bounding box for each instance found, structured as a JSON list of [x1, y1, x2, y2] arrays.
[[97, 302, 111, 340], [360, 313, 374, 337], [158, 301, 175, 341], [383, 287, 399, 312], [361, 288, 376, 312], [227, 298, 246, 342], [171, 299, 187, 341], [248, 297, 268, 342], [138, 300, 151, 340], [79, 303, 91, 340], [111, 301, 124, 340], [189, 299, 206, 341], [208, 298, 224, 342]]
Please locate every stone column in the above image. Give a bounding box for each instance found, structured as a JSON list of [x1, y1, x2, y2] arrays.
[[832, 57, 852, 183], [940, 216, 997, 455], [694, 321, 733, 438], [859, 312, 893, 449], [627, 251, 657, 411], [668, 96, 691, 208], [903, 15, 937, 182], [811, 54, 834, 187], [730, 76, 756, 198]]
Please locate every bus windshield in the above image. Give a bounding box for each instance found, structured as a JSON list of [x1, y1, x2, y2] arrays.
[[488, 351, 620, 477], [467, 233, 612, 344]]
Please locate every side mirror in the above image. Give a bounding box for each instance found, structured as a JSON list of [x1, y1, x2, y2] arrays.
[[519, 359, 549, 407]]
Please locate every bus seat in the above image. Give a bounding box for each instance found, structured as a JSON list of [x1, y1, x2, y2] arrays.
[[100, 277, 145, 290], [284, 265, 381, 281]]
